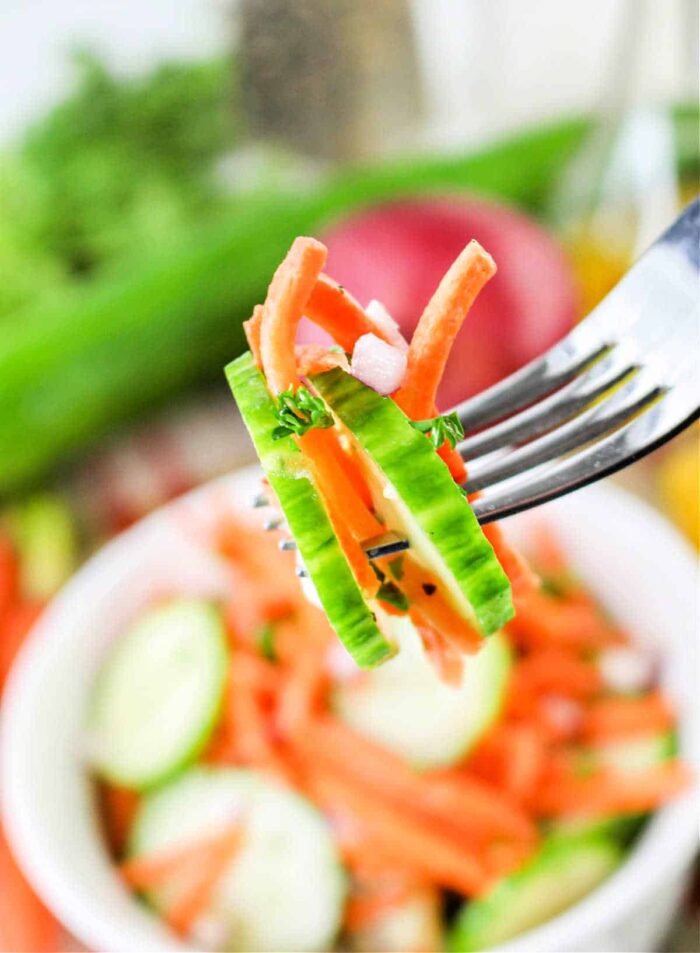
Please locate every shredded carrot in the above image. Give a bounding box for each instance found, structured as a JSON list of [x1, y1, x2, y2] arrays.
[[395, 241, 496, 420], [304, 274, 393, 353], [468, 725, 546, 803], [438, 441, 467, 483], [507, 592, 624, 651], [295, 343, 348, 377], [308, 764, 493, 896], [482, 523, 539, 604], [0, 601, 43, 688], [164, 827, 242, 937], [582, 691, 675, 742], [531, 761, 692, 816], [511, 648, 603, 700], [260, 236, 328, 395], [345, 879, 418, 931], [415, 613, 465, 685], [0, 825, 61, 953], [243, 304, 264, 367], [120, 826, 241, 891], [0, 535, 18, 619]]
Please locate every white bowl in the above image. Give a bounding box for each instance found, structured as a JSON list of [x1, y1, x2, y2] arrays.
[[1, 468, 698, 953]]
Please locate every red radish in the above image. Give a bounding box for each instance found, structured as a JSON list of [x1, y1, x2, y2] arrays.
[[299, 197, 577, 408], [351, 333, 407, 395]]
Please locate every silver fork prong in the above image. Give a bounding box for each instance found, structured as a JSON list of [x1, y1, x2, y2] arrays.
[[458, 351, 639, 461], [279, 539, 297, 551], [473, 367, 700, 524], [263, 517, 284, 531], [252, 492, 269, 508], [466, 367, 665, 494]]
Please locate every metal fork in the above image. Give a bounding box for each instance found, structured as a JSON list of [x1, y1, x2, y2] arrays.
[[265, 199, 700, 562]]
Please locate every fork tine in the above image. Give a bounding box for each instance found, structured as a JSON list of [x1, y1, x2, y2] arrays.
[[458, 350, 639, 460], [472, 366, 699, 524]]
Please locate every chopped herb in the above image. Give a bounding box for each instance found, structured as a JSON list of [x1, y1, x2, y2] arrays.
[[410, 411, 464, 451], [272, 386, 334, 440], [388, 555, 404, 581], [337, 284, 345, 293], [328, 345, 345, 355], [377, 581, 409, 612], [256, 622, 278, 662], [422, 582, 437, 596]]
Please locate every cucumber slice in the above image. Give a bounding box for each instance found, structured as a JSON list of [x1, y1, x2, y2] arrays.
[[335, 614, 511, 768], [87, 599, 228, 789], [349, 886, 443, 953], [130, 766, 346, 952], [313, 369, 513, 636], [226, 352, 393, 668], [448, 833, 623, 951]]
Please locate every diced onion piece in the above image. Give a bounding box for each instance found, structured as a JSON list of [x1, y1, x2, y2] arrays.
[[599, 647, 656, 694], [366, 299, 409, 353], [351, 333, 407, 396]]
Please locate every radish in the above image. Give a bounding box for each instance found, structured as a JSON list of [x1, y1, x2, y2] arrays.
[[351, 333, 407, 395], [298, 197, 577, 408]]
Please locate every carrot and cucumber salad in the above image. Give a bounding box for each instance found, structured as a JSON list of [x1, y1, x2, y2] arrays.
[[86, 510, 690, 952]]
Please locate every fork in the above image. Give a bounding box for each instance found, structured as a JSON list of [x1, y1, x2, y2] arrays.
[[264, 199, 700, 562]]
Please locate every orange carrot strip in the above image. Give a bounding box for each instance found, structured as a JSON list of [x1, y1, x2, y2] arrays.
[[164, 827, 242, 937], [438, 441, 467, 483], [300, 428, 384, 542], [260, 236, 328, 395], [415, 616, 465, 686], [395, 241, 496, 419], [396, 556, 482, 653], [306, 766, 492, 897], [295, 343, 348, 377], [531, 761, 692, 816], [223, 664, 273, 765], [582, 691, 675, 742], [507, 592, 624, 651], [0, 535, 18, 619], [512, 648, 603, 699], [470, 725, 546, 803], [305, 274, 393, 353], [0, 601, 43, 688], [276, 643, 328, 741], [345, 880, 418, 931], [0, 825, 62, 953], [297, 717, 536, 844], [243, 304, 264, 367], [120, 826, 239, 889], [482, 523, 539, 604], [101, 784, 140, 857]]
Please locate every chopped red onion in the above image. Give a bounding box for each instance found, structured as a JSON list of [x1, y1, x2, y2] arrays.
[[366, 299, 409, 353], [351, 333, 407, 396]]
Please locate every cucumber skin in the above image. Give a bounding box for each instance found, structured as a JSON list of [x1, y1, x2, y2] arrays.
[[313, 369, 513, 636], [448, 833, 623, 952], [89, 601, 229, 791], [226, 353, 393, 669]]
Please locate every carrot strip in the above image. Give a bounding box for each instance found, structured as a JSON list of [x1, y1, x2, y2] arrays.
[[300, 428, 383, 542], [507, 592, 624, 651], [469, 725, 545, 803], [276, 643, 328, 741], [0, 601, 43, 688], [345, 880, 417, 931], [306, 767, 491, 896], [260, 237, 328, 395], [395, 241, 496, 419], [582, 692, 675, 742], [223, 664, 273, 765], [243, 304, 264, 367], [295, 343, 348, 377], [531, 761, 692, 816], [511, 648, 602, 700], [296, 717, 536, 844], [438, 441, 467, 483], [482, 523, 539, 604], [0, 535, 18, 619], [164, 827, 242, 937], [304, 275, 393, 353], [101, 784, 140, 857], [416, 617, 465, 686], [120, 826, 239, 889], [0, 825, 61, 953], [396, 556, 482, 653]]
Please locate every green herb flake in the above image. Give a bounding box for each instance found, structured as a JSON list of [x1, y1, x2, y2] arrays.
[[410, 411, 464, 450], [377, 581, 409, 612], [256, 622, 278, 662], [272, 386, 334, 441], [387, 555, 404, 581]]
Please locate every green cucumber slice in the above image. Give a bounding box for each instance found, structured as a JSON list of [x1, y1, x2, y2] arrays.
[[87, 599, 228, 789], [448, 833, 623, 951], [335, 614, 511, 768], [226, 352, 393, 668], [130, 766, 347, 952], [312, 369, 513, 637]]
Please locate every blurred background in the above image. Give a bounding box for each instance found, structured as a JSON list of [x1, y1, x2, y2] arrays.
[[0, 1, 697, 950]]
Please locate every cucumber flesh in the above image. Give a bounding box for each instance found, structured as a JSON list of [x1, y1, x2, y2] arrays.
[[227, 352, 393, 668], [130, 766, 346, 952], [448, 833, 623, 951], [87, 599, 228, 789], [335, 613, 511, 768], [312, 369, 513, 637]]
